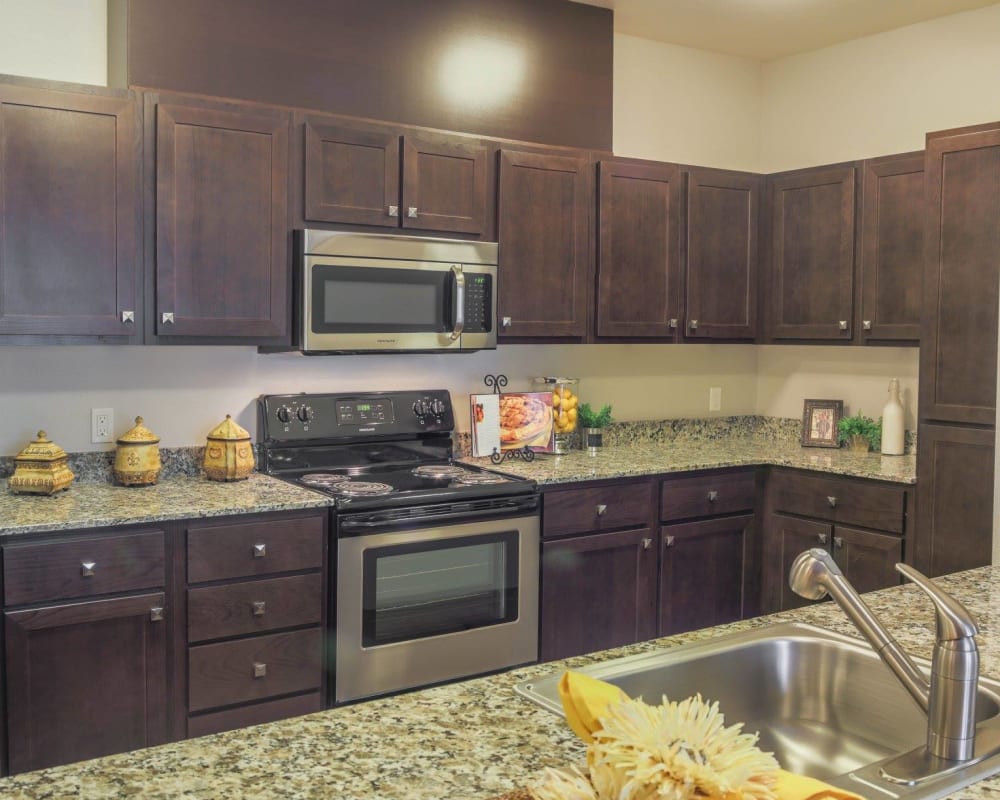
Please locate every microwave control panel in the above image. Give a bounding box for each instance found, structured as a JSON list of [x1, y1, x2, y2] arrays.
[[463, 274, 492, 333]]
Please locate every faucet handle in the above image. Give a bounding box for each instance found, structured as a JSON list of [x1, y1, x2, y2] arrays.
[[896, 563, 979, 641]]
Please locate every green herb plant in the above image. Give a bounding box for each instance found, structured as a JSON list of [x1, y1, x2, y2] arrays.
[[837, 412, 882, 450], [577, 403, 614, 429]]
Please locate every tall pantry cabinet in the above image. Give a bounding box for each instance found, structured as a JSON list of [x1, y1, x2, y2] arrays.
[[915, 123, 1000, 576]]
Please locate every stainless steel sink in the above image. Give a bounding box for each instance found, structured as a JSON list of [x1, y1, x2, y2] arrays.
[[515, 622, 1000, 799]]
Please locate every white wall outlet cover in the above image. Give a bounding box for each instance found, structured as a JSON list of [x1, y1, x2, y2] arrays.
[[709, 387, 722, 412], [91, 408, 114, 443]]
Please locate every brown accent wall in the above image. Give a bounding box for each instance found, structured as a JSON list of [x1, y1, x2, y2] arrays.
[[121, 0, 613, 150]]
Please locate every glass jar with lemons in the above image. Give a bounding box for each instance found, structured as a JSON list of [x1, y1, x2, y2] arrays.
[[533, 376, 580, 454]]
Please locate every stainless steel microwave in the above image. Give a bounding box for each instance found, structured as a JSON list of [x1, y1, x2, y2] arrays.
[[296, 230, 497, 354]]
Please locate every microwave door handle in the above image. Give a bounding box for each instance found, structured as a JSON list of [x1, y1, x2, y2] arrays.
[[450, 265, 465, 341]]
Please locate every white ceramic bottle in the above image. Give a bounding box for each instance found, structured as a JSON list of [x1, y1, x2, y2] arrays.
[[881, 377, 905, 456]]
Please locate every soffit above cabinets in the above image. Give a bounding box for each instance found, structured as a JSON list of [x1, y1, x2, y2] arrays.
[[573, 0, 1000, 60]]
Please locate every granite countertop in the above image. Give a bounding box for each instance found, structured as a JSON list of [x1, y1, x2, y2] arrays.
[[462, 437, 917, 485], [0, 566, 994, 799], [0, 474, 331, 538]]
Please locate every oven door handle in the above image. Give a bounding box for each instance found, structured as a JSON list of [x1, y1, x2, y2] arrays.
[[450, 264, 465, 341], [339, 498, 539, 531]]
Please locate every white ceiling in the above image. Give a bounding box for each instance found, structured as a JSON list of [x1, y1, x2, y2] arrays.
[[574, 0, 1000, 60]]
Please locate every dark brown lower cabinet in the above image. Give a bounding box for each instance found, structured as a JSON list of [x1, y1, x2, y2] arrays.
[[540, 528, 657, 661], [658, 515, 751, 636], [762, 513, 903, 613], [4, 593, 168, 774], [914, 423, 995, 577]]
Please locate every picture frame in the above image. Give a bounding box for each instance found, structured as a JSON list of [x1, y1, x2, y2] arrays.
[[801, 399, 843, 448]]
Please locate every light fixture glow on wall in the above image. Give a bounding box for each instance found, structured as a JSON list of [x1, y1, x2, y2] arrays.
[[439, 37, 526, 109]]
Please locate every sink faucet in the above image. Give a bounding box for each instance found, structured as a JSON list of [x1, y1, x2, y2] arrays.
[[789, 548, 980, 763]]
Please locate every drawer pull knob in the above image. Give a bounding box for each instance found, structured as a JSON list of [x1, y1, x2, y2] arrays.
[[150, 607, 164, 622], [863, 320, 872, 331], [838, 320, 848, 331], [81, 561, 96, 577], [817, 533, 829, 545], [668, 318, 678, 329], [664, 535, 675, 548], [827, 496, 837, 508], [707, 491, 718, 503], [689, 319, 699, 330], [407, 206, 419, 218], [595, 504, 608, 516], [253, 662, 267, 679], [253, 543, 266, 558], [252, 601, 267, 617], [642, 537, 653, 550], [388, 205, 399, 217], [834, 537, 844, 549]]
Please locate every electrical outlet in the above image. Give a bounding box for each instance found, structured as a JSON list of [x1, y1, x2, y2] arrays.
[[91, 408, 114, 443], [709, 387, 722, 412]]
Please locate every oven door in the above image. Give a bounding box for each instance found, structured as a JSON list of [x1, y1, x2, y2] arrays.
[[335, 509, 539, 703], [304, 255, 471, 352]]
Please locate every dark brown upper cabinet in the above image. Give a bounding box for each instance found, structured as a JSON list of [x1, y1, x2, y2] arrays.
[[595, 159, 681, 339], [148, 94, 290, 344], [764, 164, 857, 342], [683, 168, 759, 341], [0, 80, 141, 341], [920, 125, 1000, 425], [858, 152, 924, 344], [302, 119, 490, 237], [497, 148, 593, 339]]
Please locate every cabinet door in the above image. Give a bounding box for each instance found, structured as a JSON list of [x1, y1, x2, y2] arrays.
[[5, 593, 167, 774], [684, 168, 759, 341], [765, 165, 856, 341], [540, 528, 657, 661], [659, 515, 751, 637], [0, 84, 140, 339], [303, 121, 400, 227], [914, 423, 994, 576], [831, 526, 902, 594], [596, 160, 680, 338], [921, 127, 1000, 424], [402, 134, 489, 235], [762, 514, 831, 613], [153, 97, 289, 341], [858, 153, 924, 343], [497, 149, 592, 339]]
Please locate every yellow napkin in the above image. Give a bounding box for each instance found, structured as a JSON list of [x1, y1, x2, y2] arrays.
[[557, 670, 627, 743], [555, 670, 865, 800]]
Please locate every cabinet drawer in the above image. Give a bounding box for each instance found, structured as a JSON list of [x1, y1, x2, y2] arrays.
[[188, 628, 322, 712], [4, 531, 165, 606], [770, 471, 905, 533], [543, 481, 652, 538], [188, 573, 323, 643], [187, 515, 324, 583], [660, 471, 755, 521], [187, 692, 322, 738]]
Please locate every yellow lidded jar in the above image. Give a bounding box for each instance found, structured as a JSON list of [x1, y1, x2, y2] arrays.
[[114, 416, 162, 486], [533, 376, 579, 454]]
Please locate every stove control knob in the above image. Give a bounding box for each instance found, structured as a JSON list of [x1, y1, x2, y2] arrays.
[[275, 405, 292, 424], [412, 400, 428, 417], [431, 398, 446, 416], [297, 405, 314, 423]]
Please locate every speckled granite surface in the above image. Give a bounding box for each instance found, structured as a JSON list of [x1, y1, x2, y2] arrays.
[[0, 473, 331, 537], [0, 445, 211, 482], [0, 567, 995, 799], [463, 436, 917, 485]]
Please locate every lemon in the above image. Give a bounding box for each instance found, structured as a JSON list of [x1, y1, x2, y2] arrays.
[[552, 391, 561, 408]]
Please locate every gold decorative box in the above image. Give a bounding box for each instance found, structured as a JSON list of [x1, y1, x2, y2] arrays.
[[8, 431, 75, 495], [114, 416, 162, 486], [203, 414, 255, 482]]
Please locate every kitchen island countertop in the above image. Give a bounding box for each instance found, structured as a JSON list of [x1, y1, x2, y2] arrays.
[[0, 473, 331, 538], [0, 565, 994, 800], [462, 436, 917, 485]]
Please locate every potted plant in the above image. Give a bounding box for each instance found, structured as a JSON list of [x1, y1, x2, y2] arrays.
[[837, 412, 882, 453], [577, 403, 613, 451]]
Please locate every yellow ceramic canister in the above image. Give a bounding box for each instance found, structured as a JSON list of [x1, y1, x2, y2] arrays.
[[114, 416, 162, 486], [203, 414, 255, 482], [8, 431, 75, 495]]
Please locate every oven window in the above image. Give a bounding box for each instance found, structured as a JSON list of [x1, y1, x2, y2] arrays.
[[361, 531, 519, 647], [312, 264, 450, 333]]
